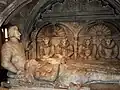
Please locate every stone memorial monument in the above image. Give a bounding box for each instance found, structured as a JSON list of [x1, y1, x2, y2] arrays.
[[1, 26, 85, 90], [2, 23, 120, 90]]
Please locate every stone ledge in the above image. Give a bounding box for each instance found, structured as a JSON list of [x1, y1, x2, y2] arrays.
[[9, 87, 90, 90], [9, 87, 67, 90]]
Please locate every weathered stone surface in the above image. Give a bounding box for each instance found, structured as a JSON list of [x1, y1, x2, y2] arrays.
[[9, 87, 67, 90], [0, 87, 8, 90], [9, 87, 90, 90], [89, 83, 120, 90]]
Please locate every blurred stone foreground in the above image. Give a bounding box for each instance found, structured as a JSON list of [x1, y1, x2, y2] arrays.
[[9, 87, 90, 90]]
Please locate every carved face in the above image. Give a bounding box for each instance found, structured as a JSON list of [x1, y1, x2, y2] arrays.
[[62, 38, 67, 45], [8, 26, 21, 40], [14, 29, 21, 40], [43, 37, 50, 45], [85, 39, 91, 46], [105, 38, 112, 45], [85, 49, 91, 56]]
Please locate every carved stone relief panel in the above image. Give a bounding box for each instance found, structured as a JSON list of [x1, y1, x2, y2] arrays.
[[84, 24, 119, 61], [78, 23, 120, 62], [28, 22, 120, 62], [27, 22, 120, 74], [35, 24, 74, 64], [24, 22, 120, 88]]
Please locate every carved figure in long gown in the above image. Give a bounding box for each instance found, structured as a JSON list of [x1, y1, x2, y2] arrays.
[[78, 38, 97, 60], [1, 26, 26, 78], [40, 37, 54, 59], [98, 36, 119, 59], [31, 37, 61, 81], [58, 37, 74, 63], [38, 37, 62, 64]]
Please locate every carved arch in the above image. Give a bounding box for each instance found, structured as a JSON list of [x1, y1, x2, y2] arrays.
[[27, 23, 74, 59], [0, 0, 32, 26], [24, 0, 64, 40]]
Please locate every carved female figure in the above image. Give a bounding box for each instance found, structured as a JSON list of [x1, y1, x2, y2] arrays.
[[38, 37, 55, 60], [38, 36, 62, 64], [78, 38, 96, 60], [59, 37, 74, 61]]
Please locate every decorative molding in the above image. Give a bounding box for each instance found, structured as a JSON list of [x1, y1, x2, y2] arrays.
[[24, 0, 65, 41], [0, 0, 32, 27]]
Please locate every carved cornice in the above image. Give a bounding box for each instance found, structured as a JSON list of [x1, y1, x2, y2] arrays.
[[42, 12, 120, 22], [24, 0, 120, 40], [0, 0, 120, 42]]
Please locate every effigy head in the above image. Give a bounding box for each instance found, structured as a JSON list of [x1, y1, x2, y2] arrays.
[[8, 26, 21, 40]]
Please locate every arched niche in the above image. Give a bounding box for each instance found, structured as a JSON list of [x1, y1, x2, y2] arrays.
[[77, 22, 120, 61], [27, 23, 75, 61]]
